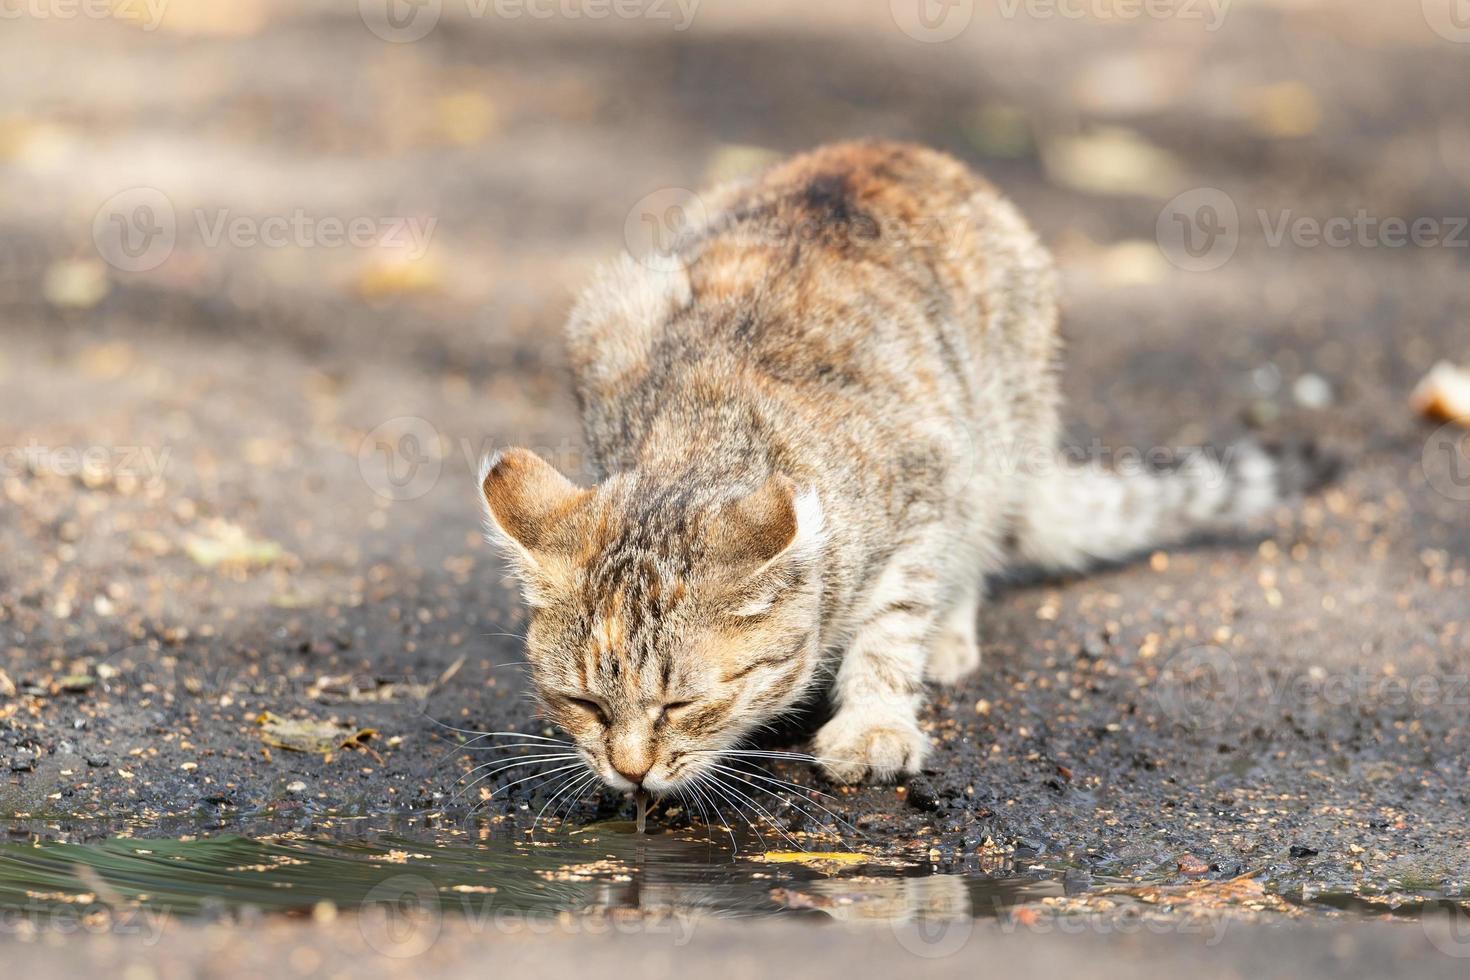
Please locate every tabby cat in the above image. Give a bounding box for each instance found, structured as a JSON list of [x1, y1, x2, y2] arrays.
[[480, 142, 1330, 793]]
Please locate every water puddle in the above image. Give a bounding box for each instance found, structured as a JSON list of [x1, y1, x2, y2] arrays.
[[0, 817, 1457, 939], [0, 818, 1066, 931]]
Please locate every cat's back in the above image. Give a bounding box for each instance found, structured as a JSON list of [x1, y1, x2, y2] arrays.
[[686, 141, 1001, 304], [566, 142, 1058, 467]]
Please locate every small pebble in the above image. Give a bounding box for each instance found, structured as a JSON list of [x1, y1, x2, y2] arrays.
[[9, 755, 35, 772], [1178, 853, 1211, 875], [287, 780, 308, 794], [906, 778, 942, 813], [86, 756, 109, 768], [1292, 373, 1334, 409]]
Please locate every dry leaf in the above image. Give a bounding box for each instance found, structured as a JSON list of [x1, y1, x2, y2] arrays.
[[43, 260, 110, 310], [76, 342, 136, 381], [1177, 854, 1211, 876], [1096, 871, 1285, 913], [1093, 240, 1169, 286], [1042, 127, 1185, 198], [1247, 81, 1322, 139], [356, 255, 443, 300], [184, 521, 284, 570], [256, 711, 376, 755], [437, 91, 500, 146]]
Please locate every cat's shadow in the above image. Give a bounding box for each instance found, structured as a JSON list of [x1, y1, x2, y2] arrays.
[[753, 528, 1272, 754]]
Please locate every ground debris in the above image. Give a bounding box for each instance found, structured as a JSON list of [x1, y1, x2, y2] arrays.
[[1411, 361, 1470, 424], [1177, 854, 1211, 876], [184, 521, 286, 570], [759, 851, 869, 867], [255, 712, 376, 756]]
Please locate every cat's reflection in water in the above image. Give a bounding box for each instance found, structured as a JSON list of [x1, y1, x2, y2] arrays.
[[581, 871, 973, 925]]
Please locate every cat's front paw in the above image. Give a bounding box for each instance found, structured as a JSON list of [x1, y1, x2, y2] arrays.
[[813, 709, 929, 784], [926, 627, 981, 685]]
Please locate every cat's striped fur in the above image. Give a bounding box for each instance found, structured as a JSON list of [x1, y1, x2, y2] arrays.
[[480, 142, 1333, 791]]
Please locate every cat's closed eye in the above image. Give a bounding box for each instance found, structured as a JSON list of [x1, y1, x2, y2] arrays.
[[656, 700, 695, 724], [565, 696, 608, 723]]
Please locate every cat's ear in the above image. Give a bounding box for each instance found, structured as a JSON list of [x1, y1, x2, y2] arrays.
[[479, 449, 591, 580], [712, 474, 825, 580]]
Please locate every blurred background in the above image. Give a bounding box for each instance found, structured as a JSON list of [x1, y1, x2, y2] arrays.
[[5, 0, 1468, 607], [1, 0, 1468, 833]]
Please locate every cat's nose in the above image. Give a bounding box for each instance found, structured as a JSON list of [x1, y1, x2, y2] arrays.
[[612, 762, 650, 786]]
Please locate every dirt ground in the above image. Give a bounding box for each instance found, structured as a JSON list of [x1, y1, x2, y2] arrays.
[[1, 0, 1468, 973]]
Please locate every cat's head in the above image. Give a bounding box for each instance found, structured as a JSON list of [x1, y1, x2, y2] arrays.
[[479, 449, 825, 795]]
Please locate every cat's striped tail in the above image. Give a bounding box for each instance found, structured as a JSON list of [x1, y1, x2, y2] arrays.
[[1008, 441, 1339, 573]]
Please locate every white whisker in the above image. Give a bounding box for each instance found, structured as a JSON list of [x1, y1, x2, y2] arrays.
[[489, 762, 587, 801], [708, 763, 860, 841], [536, 771, 600, 836], [704, 775, 769, 852], [706, 770, 805, 851], [451, 754, 581, 804], [689, 773, 739, 854]]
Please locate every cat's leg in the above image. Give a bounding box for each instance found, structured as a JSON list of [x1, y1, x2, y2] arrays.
[[814, 554, 941, 784], [926, 578, 982, 685]]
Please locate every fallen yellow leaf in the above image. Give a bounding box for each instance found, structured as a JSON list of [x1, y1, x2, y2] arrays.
[[184, 521, 284, 570], [759, 851, 868, 866]]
